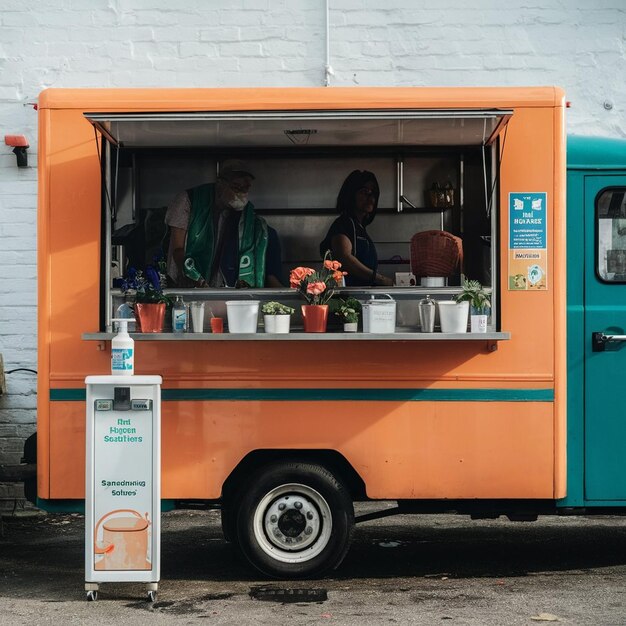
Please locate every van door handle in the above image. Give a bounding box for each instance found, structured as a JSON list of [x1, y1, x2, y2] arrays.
[[592, 332, 626, 352]]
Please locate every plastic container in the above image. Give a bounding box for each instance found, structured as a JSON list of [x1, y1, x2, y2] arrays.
[[172, 295, 187, 333], [437, 300, 469, 333], [111, 318, 134, 375], [189, 301, 205, 333], [115, 301, 136, 332], [226, 300, 260, 333], [362, 295, 396, 334], [210, 317, 224, 333]]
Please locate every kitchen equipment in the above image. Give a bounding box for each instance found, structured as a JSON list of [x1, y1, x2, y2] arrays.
[[418, 295, 436, 333], [362, 294, 396, 333]]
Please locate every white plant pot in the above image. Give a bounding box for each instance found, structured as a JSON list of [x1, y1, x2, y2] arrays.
[[264, 314, 291, 334], [343, 322, 358, 333], [225, 300, 259, 333], [437, 300, 469, 333], [470, 314, 488, 333]]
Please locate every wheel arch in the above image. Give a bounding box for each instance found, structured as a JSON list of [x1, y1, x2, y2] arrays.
[[221, 449, 366, 503]]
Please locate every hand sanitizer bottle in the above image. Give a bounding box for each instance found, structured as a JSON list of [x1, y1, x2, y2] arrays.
[[116, 300, 136, 332], [172, 296, 187, 333], [111, 318, 134, 375]]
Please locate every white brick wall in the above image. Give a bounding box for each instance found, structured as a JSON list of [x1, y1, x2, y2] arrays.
[[0, 0, 625, 502]]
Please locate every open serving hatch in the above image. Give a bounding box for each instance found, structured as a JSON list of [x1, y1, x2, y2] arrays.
[[84, 108, 512, 148], [82, 107, 512, 336]]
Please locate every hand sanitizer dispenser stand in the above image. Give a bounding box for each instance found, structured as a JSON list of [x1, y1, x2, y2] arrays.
[[84, 375, 162, 602]]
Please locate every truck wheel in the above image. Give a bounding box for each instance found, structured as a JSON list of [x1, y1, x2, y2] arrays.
[[236, 462, 354, 579]]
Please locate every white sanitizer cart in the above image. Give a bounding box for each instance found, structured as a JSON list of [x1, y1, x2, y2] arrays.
[[84, 375, 162, 602]]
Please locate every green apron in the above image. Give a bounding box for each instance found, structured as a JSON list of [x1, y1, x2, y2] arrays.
[[183, 183, 268, 287]]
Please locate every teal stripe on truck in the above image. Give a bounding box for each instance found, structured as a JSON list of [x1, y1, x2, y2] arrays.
[[50, 388, 554, 402]]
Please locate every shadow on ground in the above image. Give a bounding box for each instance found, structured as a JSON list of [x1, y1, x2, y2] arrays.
[[1, 508, 626, 601]]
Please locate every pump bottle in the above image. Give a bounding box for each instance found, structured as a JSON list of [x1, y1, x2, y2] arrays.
[[172, 296, 187, 333], [111, 318, 134, 376]]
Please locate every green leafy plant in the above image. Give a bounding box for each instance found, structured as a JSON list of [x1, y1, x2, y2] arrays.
[[261, 301, 295, 315], [455, 279, 491, 312], [336, 297, 362, 323]]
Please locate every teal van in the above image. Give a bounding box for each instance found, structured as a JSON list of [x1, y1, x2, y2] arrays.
[[564, 135, 626, 509]]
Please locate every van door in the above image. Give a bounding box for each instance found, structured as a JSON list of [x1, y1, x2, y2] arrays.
[[585, 177, 626, 500]]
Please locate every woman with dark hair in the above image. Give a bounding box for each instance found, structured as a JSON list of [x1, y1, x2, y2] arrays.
[[319, 170, 393, 287]]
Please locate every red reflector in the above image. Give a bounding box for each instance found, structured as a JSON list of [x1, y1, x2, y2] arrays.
[[4, 134, 29, 147]]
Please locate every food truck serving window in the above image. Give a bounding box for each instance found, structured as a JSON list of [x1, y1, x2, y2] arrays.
[[83, 108, 511, 338]]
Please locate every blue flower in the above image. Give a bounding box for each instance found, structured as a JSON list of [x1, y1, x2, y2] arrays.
[[145, 266, 161, 291], [121, 264, 171, 305]]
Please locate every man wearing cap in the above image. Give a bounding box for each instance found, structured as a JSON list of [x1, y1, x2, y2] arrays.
[[165, 160, 282, 288]]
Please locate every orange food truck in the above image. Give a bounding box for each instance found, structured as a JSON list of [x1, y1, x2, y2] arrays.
[[36, 87, 567, 578]]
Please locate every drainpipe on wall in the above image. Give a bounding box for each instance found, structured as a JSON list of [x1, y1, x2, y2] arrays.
[[324, 0, 334, 86]]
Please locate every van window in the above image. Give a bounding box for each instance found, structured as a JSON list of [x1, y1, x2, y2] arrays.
[[597, 188, 626, 282]]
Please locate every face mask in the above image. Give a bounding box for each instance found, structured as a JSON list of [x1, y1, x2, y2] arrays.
[[228, 194, 247, 211]]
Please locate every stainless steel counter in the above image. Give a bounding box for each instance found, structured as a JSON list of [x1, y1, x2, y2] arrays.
[[83, 331, 510, 342]]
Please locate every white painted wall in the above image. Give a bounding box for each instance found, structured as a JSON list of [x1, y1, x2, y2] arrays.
[[0, 0, 624, 503]]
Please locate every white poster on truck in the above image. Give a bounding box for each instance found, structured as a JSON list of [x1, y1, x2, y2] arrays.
[[508, 192, 548, 290]]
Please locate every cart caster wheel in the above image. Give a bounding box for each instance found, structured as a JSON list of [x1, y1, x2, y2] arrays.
[[147, 590, 157, 603], [86, 590, 98, 602]]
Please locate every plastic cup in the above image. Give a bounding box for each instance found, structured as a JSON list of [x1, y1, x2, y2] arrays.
[[210, 317, 224, 334], [190, 301, 205, 333]]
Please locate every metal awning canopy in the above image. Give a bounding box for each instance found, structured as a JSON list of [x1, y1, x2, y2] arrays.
[[84, 109, 512, 149]]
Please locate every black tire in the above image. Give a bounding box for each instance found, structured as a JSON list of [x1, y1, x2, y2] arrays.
[[235, 462, 354, 579]]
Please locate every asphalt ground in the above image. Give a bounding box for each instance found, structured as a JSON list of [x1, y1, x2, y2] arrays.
[[1, 504, 626, 625]]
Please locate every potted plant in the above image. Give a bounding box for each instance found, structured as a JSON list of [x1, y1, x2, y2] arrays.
[[455, 279, 491, 333], [121, 260, 171, 333], [289, 252, 347, 332], [261, 301, 295, 334], [336, 297, 361, 332]]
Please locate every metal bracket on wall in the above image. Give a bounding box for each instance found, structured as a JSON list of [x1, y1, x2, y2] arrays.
[[0, 354, 6, 396]]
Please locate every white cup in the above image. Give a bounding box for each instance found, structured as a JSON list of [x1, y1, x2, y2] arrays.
[[190, 301, 205, 333]]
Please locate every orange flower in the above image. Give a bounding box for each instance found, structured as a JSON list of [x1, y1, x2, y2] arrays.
[[324, 260, 342, 271], [306, 281, 327, 296], [289, 266, 315, 288], [332, 270, 347, 282]]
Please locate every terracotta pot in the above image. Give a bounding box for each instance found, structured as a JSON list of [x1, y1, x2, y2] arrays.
[[134, 302, 165, 333], [301, 304, 328, 333]]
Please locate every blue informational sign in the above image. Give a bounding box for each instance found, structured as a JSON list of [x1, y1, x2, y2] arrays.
[[509, 192, 547, 250]]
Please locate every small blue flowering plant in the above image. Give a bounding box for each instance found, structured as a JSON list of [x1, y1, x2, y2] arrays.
[[121, 257, 171, 305]]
